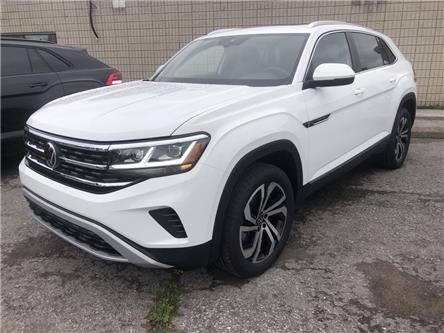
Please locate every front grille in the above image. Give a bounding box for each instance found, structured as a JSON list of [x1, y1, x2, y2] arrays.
[[28, 200, 121, 257], [25, 128, 141, 194]]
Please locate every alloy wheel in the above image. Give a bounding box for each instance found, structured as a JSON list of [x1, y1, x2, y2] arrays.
[[240, 182, 288, 263], [395, 115, 410, 161]]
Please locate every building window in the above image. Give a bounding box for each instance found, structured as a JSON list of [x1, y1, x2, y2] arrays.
[[1, 32, 57, 43]]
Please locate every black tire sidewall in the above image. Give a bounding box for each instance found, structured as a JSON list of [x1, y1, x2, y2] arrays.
[[387, 108, 412, 168], [221, 163, 295, 278]]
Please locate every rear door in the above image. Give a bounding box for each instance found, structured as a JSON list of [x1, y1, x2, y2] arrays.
[[1, 45, 64, 136], [45, 49, 113, 95], [347, 32, 397, 140]]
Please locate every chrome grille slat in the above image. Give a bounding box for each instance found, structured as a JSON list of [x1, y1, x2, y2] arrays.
[[25, 141, 45, 153], [59, 156, 108, 170], [58, 146, 108, 165], [28, 127, 110, 151], [24, 127, 141, 194], [27, 155, 132, 188]]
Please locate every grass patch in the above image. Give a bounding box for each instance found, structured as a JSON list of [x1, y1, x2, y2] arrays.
[[149, 272, 184, 329]]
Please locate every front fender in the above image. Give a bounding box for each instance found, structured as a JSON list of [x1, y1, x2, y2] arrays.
[[202, 111, 308, 182], [178, 110, 309, 263]]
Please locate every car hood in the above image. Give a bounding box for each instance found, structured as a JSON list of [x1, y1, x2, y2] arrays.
[[28, 81, 272, 141]]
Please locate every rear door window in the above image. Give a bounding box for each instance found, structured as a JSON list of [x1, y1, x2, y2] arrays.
[[1, 46, 32, 76], [350, 33, 387, 71], [37, 49, 70, 71]]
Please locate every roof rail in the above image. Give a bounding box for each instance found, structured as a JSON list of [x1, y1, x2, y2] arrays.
[[308, 21, 347, 28], [0, 36, 54, 44], [207, 28, 240, 36]]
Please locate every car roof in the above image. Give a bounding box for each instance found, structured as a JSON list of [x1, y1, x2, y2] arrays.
[[0, 37, 85, 52], [1, 37, 111, 69], [202, 21, 378, 39]]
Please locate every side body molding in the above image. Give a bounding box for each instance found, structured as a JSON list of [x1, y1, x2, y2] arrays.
[[303, 114, 331, 128]]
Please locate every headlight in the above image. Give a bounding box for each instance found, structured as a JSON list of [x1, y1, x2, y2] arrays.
[[108, 133, 210, 176]]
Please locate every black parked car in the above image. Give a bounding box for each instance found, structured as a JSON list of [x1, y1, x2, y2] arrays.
[[1, 37, 122, 156]]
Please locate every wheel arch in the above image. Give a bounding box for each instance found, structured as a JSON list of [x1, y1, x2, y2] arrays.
[[399, 92, 416, 124], [208, 139, 303, 263]]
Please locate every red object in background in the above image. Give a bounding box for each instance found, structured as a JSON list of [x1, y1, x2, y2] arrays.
[[106, 72, 123, 85]]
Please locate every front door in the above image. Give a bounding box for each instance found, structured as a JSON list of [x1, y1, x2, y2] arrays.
[[303, 32, 368, 181]]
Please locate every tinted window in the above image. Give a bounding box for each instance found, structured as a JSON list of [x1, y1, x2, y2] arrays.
[[308, 32, 352, 79], [37, 49, 70, 71], [1, 46, 32, 76], [154, 34, 309, 86], [351, 33, 387, 71], [378, 37, 396, 64], [28, 48, 52, 73]]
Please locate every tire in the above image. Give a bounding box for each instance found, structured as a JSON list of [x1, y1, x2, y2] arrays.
[[218, 163, 295, 278], [376, 107, 412, 169]]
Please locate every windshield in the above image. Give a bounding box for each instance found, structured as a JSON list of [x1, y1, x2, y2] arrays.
[[153, 34, 309, 86]]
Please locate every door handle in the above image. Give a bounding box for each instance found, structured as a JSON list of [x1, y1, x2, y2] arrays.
[[29, 82, 48, 88], [353, 88, 365, 96], [389, 77, 396, 84]]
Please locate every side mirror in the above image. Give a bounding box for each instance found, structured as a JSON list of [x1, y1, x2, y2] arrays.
[[303, 63, 355, 89]]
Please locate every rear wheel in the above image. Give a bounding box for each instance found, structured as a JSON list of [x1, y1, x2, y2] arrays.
[[377, 108, 412, 169], [218, 163, 294, 278]]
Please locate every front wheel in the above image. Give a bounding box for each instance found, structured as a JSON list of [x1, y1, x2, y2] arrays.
[[218, 163, 294, 278], [377, 107, 412, 169]]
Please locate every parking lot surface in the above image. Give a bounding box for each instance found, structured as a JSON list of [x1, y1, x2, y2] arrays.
[[1, 139, 443, 333]]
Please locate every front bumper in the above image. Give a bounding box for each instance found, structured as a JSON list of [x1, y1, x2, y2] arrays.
[[20, 158, 227, 267], [24, 187, 169, 267]]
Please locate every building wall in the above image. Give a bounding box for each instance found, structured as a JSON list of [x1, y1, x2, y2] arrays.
[[1, 0, 443, 107]]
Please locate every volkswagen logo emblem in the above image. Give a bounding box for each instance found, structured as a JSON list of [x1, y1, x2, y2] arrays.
[[45, 142, 59, 169]]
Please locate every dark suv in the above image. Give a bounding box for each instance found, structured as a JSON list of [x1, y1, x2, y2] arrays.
[[1, 38, 122, 156]]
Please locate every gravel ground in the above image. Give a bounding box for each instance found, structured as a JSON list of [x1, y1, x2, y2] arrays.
[[1, 139, 443, 333]]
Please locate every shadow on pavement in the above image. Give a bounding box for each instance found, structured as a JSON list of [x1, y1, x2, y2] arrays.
[[1, 151, 24, 179]]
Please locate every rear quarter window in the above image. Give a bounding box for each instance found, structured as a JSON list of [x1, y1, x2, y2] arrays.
[[37, 49, 71, 71], [377, 37, 396, 65], [55, 49, 109, 69], [28, 48, 52, 73]]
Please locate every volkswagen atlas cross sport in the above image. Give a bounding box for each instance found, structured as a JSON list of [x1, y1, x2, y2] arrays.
[[20, 21, 416, 278]]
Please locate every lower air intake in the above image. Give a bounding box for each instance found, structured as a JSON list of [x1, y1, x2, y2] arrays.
[[149, 208, 187, 238], [28, 200, 121, 257]]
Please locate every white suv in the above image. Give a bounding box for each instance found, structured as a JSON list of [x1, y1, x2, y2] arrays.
[[20, 22, 416, 277]]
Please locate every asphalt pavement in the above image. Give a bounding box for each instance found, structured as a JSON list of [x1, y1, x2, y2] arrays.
[[1, 139, 443, 333]]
